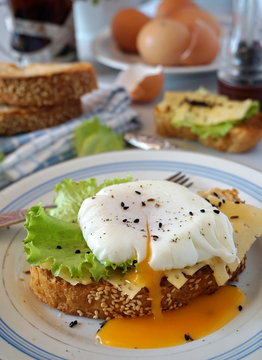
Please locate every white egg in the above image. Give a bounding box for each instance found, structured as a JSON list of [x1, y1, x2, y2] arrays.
[[78, 181, 237, 270]]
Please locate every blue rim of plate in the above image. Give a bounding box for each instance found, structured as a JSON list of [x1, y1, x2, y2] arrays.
[[1, 159, 262, 360]]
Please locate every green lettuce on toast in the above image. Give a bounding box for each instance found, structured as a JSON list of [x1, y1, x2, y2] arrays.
[[24, 176, 134, 284]]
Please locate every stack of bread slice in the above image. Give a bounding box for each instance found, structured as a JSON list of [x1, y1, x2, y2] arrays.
[[0, 62, 97, 135]]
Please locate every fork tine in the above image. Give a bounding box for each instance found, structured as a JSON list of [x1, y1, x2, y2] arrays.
[[166, 172, 193, 188], [165, 172, 182, 182]]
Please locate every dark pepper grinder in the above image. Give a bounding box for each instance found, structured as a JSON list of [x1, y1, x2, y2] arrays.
[[217, 0, 262, 106]]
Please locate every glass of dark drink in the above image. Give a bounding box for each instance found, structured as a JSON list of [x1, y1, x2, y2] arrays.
[[7, 0, 76, 64]]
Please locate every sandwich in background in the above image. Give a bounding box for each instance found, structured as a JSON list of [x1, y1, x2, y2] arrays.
[[154, 89, 262, 152]]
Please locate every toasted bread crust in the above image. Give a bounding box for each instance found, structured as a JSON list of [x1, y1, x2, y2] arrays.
[[154, 105, 262, 152], [0, 62, 97, 106], [0, 99, 82, 135], [29, 259, 246, 320]]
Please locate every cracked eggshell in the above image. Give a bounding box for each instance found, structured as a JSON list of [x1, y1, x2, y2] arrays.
[[180, 19, 220, 66], [170, 7, 221, 36], [115, 64, 164, 103]]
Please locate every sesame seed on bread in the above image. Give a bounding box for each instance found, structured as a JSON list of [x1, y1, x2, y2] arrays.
[[0, 99, 82, 135], [0, 62, 97, 106]]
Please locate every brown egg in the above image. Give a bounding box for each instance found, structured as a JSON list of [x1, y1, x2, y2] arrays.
[[156, 0, 197, 18], [180, 19, 220, 65], [111, 8, 150, 53], [137, 18, 190, 66], [170, 7, 221, 36]]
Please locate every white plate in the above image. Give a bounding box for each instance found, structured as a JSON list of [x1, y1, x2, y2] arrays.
[[91, 28, 225, 74], [0, 150, 261, 360]]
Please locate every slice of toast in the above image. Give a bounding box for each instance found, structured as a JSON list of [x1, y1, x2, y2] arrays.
[[0, 99, 82, 135], [0, 62, 97, 106], [154, 103, 262, 153]]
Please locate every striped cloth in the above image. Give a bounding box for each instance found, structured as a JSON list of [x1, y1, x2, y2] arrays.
[[0, 86, 140, 189]]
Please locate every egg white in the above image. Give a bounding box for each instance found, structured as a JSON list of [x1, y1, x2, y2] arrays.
[[78, 181, 237, 270]]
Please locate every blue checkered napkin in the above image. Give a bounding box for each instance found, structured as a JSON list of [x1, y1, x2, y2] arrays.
[[0, 86, 140, 189]]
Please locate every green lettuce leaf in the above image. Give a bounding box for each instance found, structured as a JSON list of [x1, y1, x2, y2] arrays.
[[171, 100, 259, 139], [24, 177, 135, 282], [49, 176, 133, 223], [74, 117, 124, 156]]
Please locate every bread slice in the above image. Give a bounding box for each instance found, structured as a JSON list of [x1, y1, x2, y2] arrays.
[[28, 188, 253, 320], [29, 258, 245, 320], [155, 105, 262, 153], [0, 99, 82, 135], [0, 62, 97, 106]]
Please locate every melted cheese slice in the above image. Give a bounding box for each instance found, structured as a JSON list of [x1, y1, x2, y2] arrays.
[[157, 91, 253, 125]]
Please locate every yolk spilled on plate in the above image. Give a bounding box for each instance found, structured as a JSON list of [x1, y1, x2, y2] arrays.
[[96, 226, 246, 349]]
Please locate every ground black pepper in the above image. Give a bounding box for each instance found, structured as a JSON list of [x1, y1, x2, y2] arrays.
[[69, 320, 78, 328], [184, 333, 194, 341]]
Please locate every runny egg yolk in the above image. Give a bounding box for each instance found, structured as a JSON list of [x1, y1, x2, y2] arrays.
[[96, 225, 246, 349]]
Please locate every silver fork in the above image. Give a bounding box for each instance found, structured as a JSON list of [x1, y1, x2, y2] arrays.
[[0, 173, 193, 229]]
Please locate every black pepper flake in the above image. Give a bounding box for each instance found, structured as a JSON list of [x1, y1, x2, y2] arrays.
[[134, 218, 140, 223], [222, 199, 226, 203], [238, 305, 243, 311], [152, 235, 159, 241], [205, 198, 210, 203], [132, 260, 137, 264], [200, 209, 205, 213], [147, 198, 155, 202], [86, 251, 90, 254], [69, 320, 78, 328], [184, 333, 194, 341], [75, 249, 81, 254], [123, 206, 129, 210], [213, 209, 220, 214], [218, 201, 222, 207], [189, 211, 193, 216], [141, 201, 146, 207], [213, 192, 219, 198], [135, 191, 141, 195], [121, 202, 125, 207], [235, 201, 240, 204], [122, 219, 127, 222], [230, 215, 239, 219], [56, 245, 62, 249], [159, 222, 162, 228]]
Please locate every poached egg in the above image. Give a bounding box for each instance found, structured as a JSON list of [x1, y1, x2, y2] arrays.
[[78, 180, 237, 270]]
